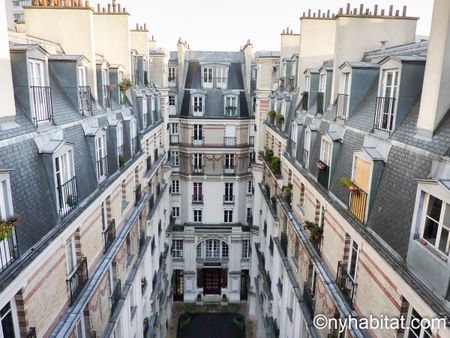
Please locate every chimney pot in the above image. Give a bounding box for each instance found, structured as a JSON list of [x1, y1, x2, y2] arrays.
[[313, 12, 316, 17], [374, 4, 378, 15], [64, 0, 68, 6], [327, 9, 330, 17], [118, 3, 121, 11], [302, 12, 305, 17], [365, 8, 369, 15], [389, 5, 393, 16], [318, 9, 321, 17], [308, 9, 311, 16], [85, 0, 89, 7], [359, 4, 364, 15], [136, 23, 139, 29], [395, 9, 399, 16], [402, 5, 407, 16], [107, 4, 111, 12], [122, 7, 126, 12], [381, 9, 385, 15], [346, 3, 350, 14], [42, 0, 48, 5], [97, 3, 100, 11], [353, 8, 357, 15]]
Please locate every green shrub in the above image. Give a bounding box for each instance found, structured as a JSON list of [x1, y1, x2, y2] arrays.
[[268, 110, 276, 120], [119, 154, 126, 168], [264, 148, 274, 162], [271, 156, 281, 175], [275, 113, 284, 126]]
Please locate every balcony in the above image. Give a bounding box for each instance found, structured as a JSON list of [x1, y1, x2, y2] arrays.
[[135, 184, 142, 206], [78, 86, 92, 116], [249, 136, 255, 146], [30, 85, 53, 125], [66, 257, 88, 305], [170, 135, 180, 145], [224, 167, 235, 175], [192, 194, 204, 204], [349, 185, 368, 223], [118, 145, 125, 168], [301, 91, 309, 111], [192, 166, 203, 175], [336, 94, 349, 120], [316, 92, 324, 114], [0, 226, 19, 272], [103, 85, 112, 109], [193, 107, 204, 117], [96, 155, 108, 182], [103, 220, 116, 253], [374, 97, 396, 133], [336, 261, 357, 307], [110, 279, 122, 315], [223, 195, 235, 204], [224, 137, 237, 147], [192, 137, 204, 146], [57, 176, 78, 218]]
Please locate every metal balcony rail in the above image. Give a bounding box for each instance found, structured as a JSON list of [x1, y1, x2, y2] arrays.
[[103, 85, 112, 109], [224, 137, 237, 147], [103, 220, 116, 253], [96, 155, 108, 181], [170, 134, 180, 145], [192, 194, 204, 204], [224, 106, 238, 116], [223, 195, 235, 204], [192, 137, 204, 146], [224, 166, 235, 175], [336, 261, 357, 306], [301, 91, 309, 111], [336, 94, 349, 120], [316, 92, 324, 114], [78, 86, 92, 116], [303, 283, 315, 319], [192, 166, 203, 174], [0, 228, 19, 272], [374, 96, 396, 132], [67, 257, 88, 305], [349, 186, 368, 223], [249, 136, 255, 145], [57, 176, 78, 218], [31, 85, 53, 125], [110, 279, 122, 315]]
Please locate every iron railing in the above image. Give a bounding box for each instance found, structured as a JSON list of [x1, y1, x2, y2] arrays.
[[117, 145, 125, 168], [57, 176, 78, 218], [96, 155, 108, 181], [303, 283, 315, 319], [336, 261, 357, 306], [192, 166, 203, 174], [170, 135, 179, 145], [317, 164, 329, 189], [103, 220, 116, 253], [223, 195, 235, 204], [349, 186, 368, 223], [146, 156, 152, 174], [0, 228, 19, 272], [224, 167, 235, 175], [336, 94, 349, 120], [224, 137, 237, 147], [374, 96, 396, 132], [192, 195, 204, 204], [67, 257, 88, 305], [192, 137, 204, 146], [301, 91, 309, 111], [78, 86, 92, 116], [316, 92, 324, 114], [31, 85, 53, 125]]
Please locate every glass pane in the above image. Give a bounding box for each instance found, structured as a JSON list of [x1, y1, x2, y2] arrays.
[[427, 196, 442, 221], [423, 217, 439, 245], [444, 203, 450, 226], [438, 227, 449, 254]]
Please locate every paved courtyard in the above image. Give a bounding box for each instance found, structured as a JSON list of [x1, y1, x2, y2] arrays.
[[176, 312, 246, 338]]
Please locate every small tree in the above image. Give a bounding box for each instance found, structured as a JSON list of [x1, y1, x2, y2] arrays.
[[268, 110, 276, 123], [264, 148, 274, 162], [275, 113, 284, 127], [119, 78, 132, 92], [271, 157, 281, 175]]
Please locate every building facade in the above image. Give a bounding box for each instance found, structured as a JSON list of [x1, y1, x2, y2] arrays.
[[1, 1, 450, 338]]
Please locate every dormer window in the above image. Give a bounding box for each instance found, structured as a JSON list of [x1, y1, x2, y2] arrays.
[[168, 95, 176, 115], [349, 156, 371, 223], [95, 131, 108, 182], [224, 96, 238, 116], [54, 146, 77, 217], [130, 119, 138, 156], [203, 67, 213, 88], [141, 96, 148, 128], [193, 96, 204, 116], [77, 66, 91, 117], [374, 69, 399, 132], [102, 68, 111, 108], [420, 194, 450, 256], [303, 129, 311, 168], [117, 122, 124, 167], [290, 122, 298, 158], [0, 172, 17, 270], [337, 72, 351, 119], [319, 73, 326, 93], [168, 67, 176, 83], [317, 73, 327, 114], [302, 75, 311, 110], [29, 59, 52, 125], [216, 67, 227, 89], [318, 137, 332, 189]]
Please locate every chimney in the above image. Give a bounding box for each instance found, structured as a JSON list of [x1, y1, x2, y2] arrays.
[[389, 5, 393, 16], [346, 3, 350, 14], [402, 5, 407, 16], [417, 0, 450, 139], [374, 4, 378, 15]]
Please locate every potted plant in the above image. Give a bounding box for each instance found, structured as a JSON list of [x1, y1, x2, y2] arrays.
[[143, 317, 149, 334], [282, 184, 293, 204], [66, 195, 78, 208], [339, 178, 358, 193], [304, 220, 323, 244], [0, 216, 19, 241], [275, 113, 284, 127], [264, 148, 274, 162], [316, 160, 327, 170], [119, 154, 126, 168], [119, 78, 132, 93], [267, 110, 276, 123], [271, 156, 281, 175]]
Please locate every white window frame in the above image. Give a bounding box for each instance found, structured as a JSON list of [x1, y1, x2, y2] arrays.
[[216, 67, 228, 88], [172, 206, 180, 218], [247, 180, 253, 194], [224, 209, 233, 223], [170, 151, 179, 166], [53, 146, 76, 215], [193, 154, 203, 170], [242, 239, 251, 258], [192, 96, 204, 116], [202, 67, 213, 87], [142, 96, 148, 127], [65, 237, 77, 275], [319, 73, 327, 93], [224, 96, 238, 116], [95, 131, 108, 182], [347, 240, 359, 282], [304, 75, 311, 92], [168, 67, 176, 83], [193, 209, 202, 223], [171, 180, 180, 194], [303, 129, 311, 168], [29, 59, 45, 86], [381, 69, 399, 99], [0, 301, 20, 338], [405, 307, 433, 338], [130, 118, 137, 155], [0, 173, 14, 221], [320, 137, 332, 166], [172, 239, 183, 258], [77, 66, 87, 87]]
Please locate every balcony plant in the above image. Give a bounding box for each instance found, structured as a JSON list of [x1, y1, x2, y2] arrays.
[[119, 78, 132, 92], [143, 317, 149, 334], [268, 110, 276, 123], [0, 216, 19, 241], [275, 113, 284, 128], [282, 183, 293, 204], [316, 160, 327, 170], [339, 178, 358, 193], [264, 148, 274, 162], [271, 156, 281, 175], [304, 220, 323, 244], [67, 195, 78, 208], [119, 154, 126, 168]]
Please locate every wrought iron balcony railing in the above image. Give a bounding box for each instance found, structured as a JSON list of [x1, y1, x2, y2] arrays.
[[135, 184, 142, 206], [349, 185, 368, 223], [192, 195, 204, 204], [78, 86, 92, 116], [110, 279, 122, 315], [192, 166, 203, 174], [31, 85, 53, 125], [301, 91, 309, 111], [374, 96, 396, 132], [57, 176, 78, 218], [224, 137, 237, 147], [67, 257, 88, 305], [336, 261, 357, 307], [223, 195, 235, 204], [224, 167, 235, 175], [170, 134, 180, 145]]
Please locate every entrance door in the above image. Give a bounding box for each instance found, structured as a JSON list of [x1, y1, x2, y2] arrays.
[[173, 270, 184, 301], [240, 270, 249, 300], [203, 269, 221, 294]]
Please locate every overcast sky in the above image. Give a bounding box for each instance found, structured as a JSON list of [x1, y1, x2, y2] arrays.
[[98, 0, 433, 51]]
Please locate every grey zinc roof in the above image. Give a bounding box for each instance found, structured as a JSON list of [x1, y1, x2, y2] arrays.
[[255, 50, 280, 58], [187, 51, 244, 63]]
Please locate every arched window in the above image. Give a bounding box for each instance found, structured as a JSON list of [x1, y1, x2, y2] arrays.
[[196, 239, 229, 259]]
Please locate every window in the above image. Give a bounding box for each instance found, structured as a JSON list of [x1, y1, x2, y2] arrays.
[[406, 308, 432, 338], [29, 59, 45, 86], [172, 207, 180, 218], [224, 96, 238, 116], [225, 183, 233, 198], [171, 180, 180, 194], [193, 154, 203, 173], [172, 240, 183, 258], [319, 73, 327, 93], [170, 151, 179, 166], [193, 96, 204, 115], [347, 241, 359, 282], [130, 119, 137, 155], [247, 180, 254, 195], [421, 194, 450, 256], [168, 67, 176, 82], [169, 96, 175, 106], [54, 149, 76, 215], [193, 124, 203, 145], [170, 123, 179, 135], [117, 123, 124, 164], [224, 154, 234, 169], [0, 174, 13, 221], [0, 302, 18, 338], [320, 138, 332, 166], [96, 133, 108, 182], [224, 210, 233, 223], [242, 239, 250, 258], [197, 239, 229, 259], [305, 76, 311, 92], [303, 129, 311, 168], [203, 67, 213, 85], [350, 157, 371, 222], [193, 182, 203, 198], [77, 66, 87, 87], [246, 208, 252, 224], [65, 237, 77, 274], [193, 209, 202, 223], [141, 96, 148, 127], [216, 67, 227, 88], [382, 70, 399, 99]]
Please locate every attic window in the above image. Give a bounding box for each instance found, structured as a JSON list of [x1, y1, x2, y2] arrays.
[[349, 157, 371, 223], [224, 96, 238, 116], [337, 72, 351, 119], [216, 67, 227, 88], [192, 96, 204, 116], [168, 67, 176, 83], [374, 69, 399, 132], [203, 68, 213, 88]]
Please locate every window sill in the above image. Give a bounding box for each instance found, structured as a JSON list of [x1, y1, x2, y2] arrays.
[[417, 238, 448, 261]]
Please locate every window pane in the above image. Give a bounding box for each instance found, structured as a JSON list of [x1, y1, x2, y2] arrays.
[[438, 227, 449, 254], [426, 195, 442, 221]]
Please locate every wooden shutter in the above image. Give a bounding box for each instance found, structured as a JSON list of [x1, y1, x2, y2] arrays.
[[353, 158, 371, 192]]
